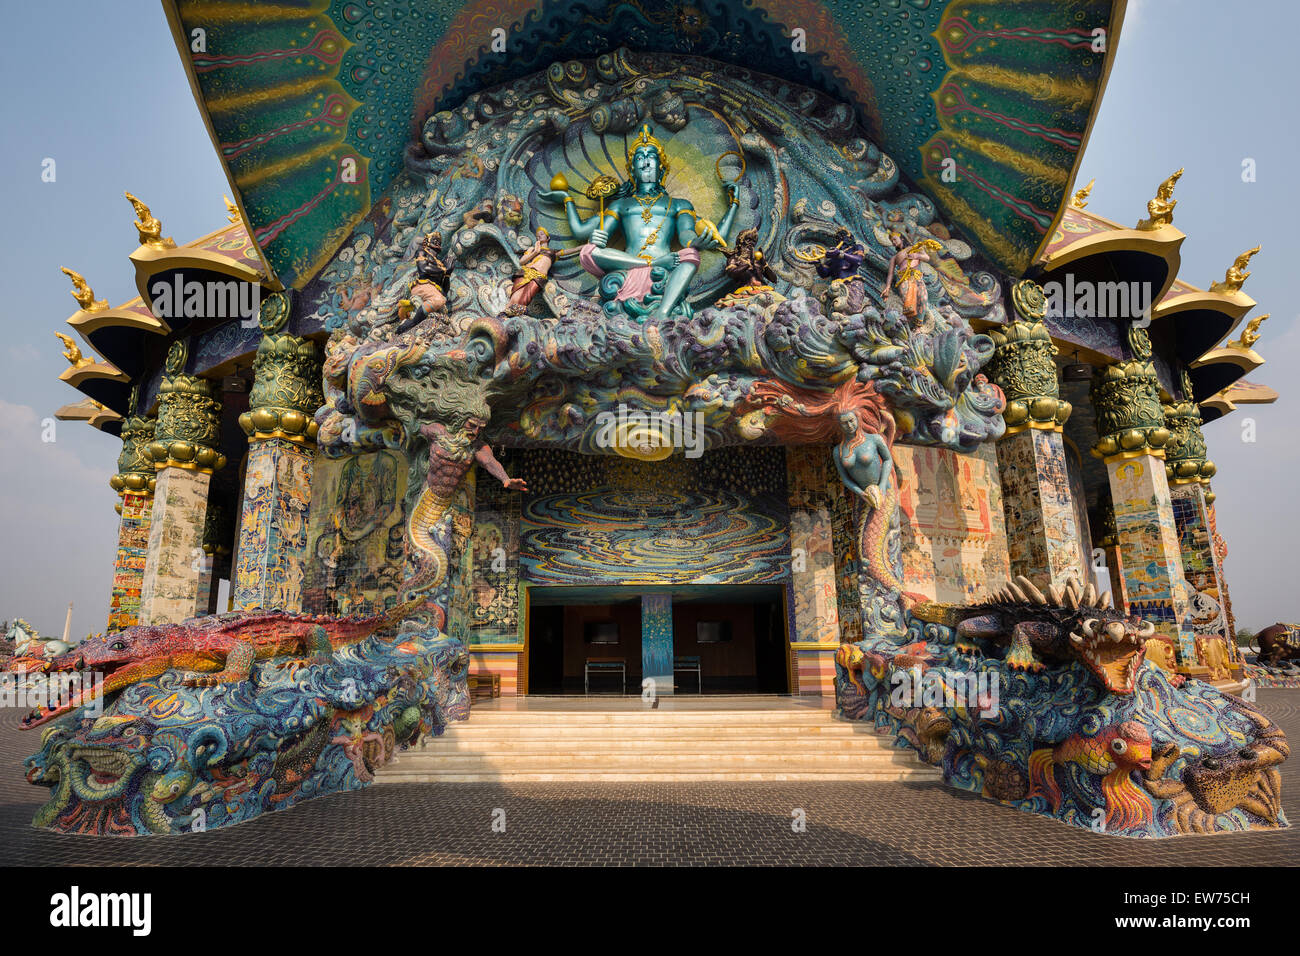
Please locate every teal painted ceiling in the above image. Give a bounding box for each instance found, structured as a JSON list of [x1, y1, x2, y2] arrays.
[[166, 0, 1123, 288]]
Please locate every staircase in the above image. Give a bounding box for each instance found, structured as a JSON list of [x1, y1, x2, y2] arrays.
[[376, 698, 942, 783]]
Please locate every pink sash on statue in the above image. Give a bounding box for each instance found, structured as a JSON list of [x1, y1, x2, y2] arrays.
[[579, 244, 698, 303]]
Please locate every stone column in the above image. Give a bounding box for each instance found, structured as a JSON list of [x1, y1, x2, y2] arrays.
[[1090, 323, 1194, 664], [641, 593, 673, 697], [232, 292, 322, 612], [786, 445, 840, 695], [107, 414, 156, 632], [1164, 380, 1234, 674], [986, 280, 1082, 589], [138, 341, 226, 625], [1093, 494, 1129, 612]]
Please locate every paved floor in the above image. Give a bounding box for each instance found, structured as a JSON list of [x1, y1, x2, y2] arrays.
[[1, 692, 1295, 866]]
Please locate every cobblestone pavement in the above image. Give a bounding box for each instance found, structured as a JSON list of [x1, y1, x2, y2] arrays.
[[1, 692, 1295, 866]]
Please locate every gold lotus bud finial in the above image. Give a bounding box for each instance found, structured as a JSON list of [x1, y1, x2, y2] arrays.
[[625, 124, 669, 178], [1136, 168, 1183, 230], [55, 332, 91, 369], [224, 194, 242, 225], [60, 267, 107, 312], [1232, 313, 1268, 351], [125, 191, 174, 247], [1070, 178, 1095, 210], [1209, 244, 1260, 295]]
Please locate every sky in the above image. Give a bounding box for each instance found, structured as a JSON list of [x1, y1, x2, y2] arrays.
[[0, 0, 1295, 638]]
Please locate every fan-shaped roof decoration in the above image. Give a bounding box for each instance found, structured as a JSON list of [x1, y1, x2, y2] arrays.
[[57, 218, 272, 419], [1201, 379, 1279, 425], [1035, 205, 1183, 302], [55, 399, 123, 436], [67, 298, 168, 379], [162, 0, 1124, 290]]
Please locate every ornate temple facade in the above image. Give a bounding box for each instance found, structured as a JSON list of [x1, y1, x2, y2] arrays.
[[25, 0, 1289, 838]]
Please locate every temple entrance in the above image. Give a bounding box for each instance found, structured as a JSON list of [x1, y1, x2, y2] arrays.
[[525, 586, 789, 695]]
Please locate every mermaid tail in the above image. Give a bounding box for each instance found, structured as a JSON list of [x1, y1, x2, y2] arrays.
[[400, 486, 453, 606], [856, 475, 927, 609]]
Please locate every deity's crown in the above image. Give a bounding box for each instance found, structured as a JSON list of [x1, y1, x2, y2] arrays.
[[625, 124, 669, 179]]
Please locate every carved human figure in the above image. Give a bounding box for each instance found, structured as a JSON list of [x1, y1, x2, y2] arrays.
[[883, 232, 939, 322], [834, 409, 893, 510], [724, 227, 775, 288], [539, 125, 739, 320], [416, 232, 455, 292], [419, 416, 526, 499], [816, 229, 865, 280], [505, 229, 556, 315]]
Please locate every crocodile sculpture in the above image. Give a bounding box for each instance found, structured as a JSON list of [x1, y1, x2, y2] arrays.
[[910, 574, 1152, 694], [12, 602, 417, 729]]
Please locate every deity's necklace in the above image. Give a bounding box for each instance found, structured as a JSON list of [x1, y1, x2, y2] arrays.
[[633, 187, 665, 222]]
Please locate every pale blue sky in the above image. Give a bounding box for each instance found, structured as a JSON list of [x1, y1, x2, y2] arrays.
[[0, 0, 1294, 638]]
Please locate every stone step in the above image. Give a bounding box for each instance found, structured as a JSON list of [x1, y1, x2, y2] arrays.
[[421, 734, 898, 753], [422, 723, 875, 741], [374, 704, 938, 784], [456, 712, 842, 726], [377, 770, 942, 783], [385, 751, 923, 771]]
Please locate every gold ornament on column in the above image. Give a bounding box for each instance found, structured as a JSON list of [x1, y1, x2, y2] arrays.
[[985, 279, 1071, 433], [238, 291, 323, 444], [147, 340, 227, 472], [1090, 322, 1172, 461]]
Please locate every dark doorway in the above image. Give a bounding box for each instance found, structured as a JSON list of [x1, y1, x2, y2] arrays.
[[671, 597, 788, 694], [526, 586, 789, 695], [526, 604, 566, 694]]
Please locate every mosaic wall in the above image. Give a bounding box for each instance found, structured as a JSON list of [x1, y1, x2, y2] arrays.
[[138, 468, 211, 626], [518, 448, 790, 587], [1064, 440, 1094, 581], [894, 443, 1011, 604], [445, 470, 477, 645], [996, 429, 1083, 586], [642, 593, 674, 696], [301, 450, 408, 617], [1171, 484, 1230, 661], [786, 445, 839, 645], [466, 452, 521, 645], [1106, 455, 1193, 659], [233, 438, 313, 612], [828, 473, 863, 644], [107, 492, 153, 633]]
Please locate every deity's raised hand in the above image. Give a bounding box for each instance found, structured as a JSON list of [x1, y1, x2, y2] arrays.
[[536, 189, 569, 205]]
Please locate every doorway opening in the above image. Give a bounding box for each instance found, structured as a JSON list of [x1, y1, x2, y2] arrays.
[[525, 585, 789, 695]]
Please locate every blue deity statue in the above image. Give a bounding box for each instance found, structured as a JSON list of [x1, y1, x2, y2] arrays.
[[538, 125, 741, 321]]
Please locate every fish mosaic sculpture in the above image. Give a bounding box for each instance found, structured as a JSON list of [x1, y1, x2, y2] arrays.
[[836, 576, 1289, 837], [21, 630, 468, 835]]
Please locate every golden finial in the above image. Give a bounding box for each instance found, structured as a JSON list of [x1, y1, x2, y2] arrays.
[[1136, 168, 1183, 230], [55, 332, 92, 369], [1209, 245, 1260, 295], [224, 194, 242, 226], [124, 191, 174, 247], [1231, 313, 1268, 351], [1070, 178, 1095, 210], [60, 267, 107, 312]]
